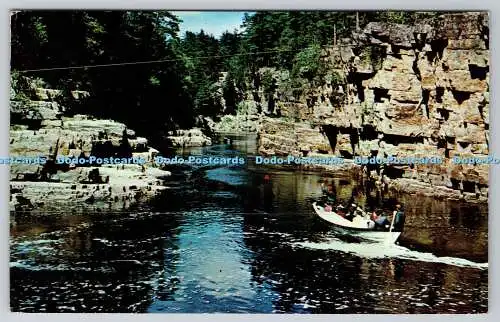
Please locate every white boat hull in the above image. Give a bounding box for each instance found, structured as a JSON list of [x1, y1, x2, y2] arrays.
[[312, 202, 401, 244]]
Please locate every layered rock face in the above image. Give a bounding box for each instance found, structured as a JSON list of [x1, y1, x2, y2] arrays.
[[212, 72, 264, 133], [10, 86, 170, 213], [166, 128, 212, 147], [258, 13, 489, 202], [213, 100, 262, 133]]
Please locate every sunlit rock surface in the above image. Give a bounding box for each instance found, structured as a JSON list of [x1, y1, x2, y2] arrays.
[[166, 128, 212, 147], [10, 88, 170, 212], [254, 12, 489, 202]]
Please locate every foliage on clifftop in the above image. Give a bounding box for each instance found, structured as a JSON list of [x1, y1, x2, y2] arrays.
[[11, 11, 442, 138], [10, 72, 43, 103]]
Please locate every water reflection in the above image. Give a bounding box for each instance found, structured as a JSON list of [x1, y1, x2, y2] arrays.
[[10, 209, 182, 312], [10, 134, 487, 313]]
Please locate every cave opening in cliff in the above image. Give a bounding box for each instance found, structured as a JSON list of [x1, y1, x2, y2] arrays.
[[28, 120, 43, 130], [370, 34, 391, 45], [422, 89, 430, 117], [436, 87, 444, 103], [321, 124, 338, 153], [348, 72, 372, 103], [446, 137, 455, 156], [91, 141, 117, 159], [352, 47, 362, 56], [437, 139, 451, 157], [478, 102, 485, 120], [458, 141, 471, 152], [253, 73, 261, 88], [437, 108, 450, 121], [463, 181, 476, 193], [252, 91, 261, 103], [370, 46, 387, 71], [412, 32, 427, 51], [339, 179, 350, 186], [40, 159, 59, 180], [374, 88, 390, 103], [267, 96, 275, 114], [339, 150, 353, 159], [422, 89, 430, 105], [452, 90, 472, 105], [328, 94, 342, 108], [469, 64, 489, 80], [11, 112, 42, 130], [384, 166, 405, 179], [426, 51, 436, 63], [430, 38, 448, 61], [437, 138, 446, 149], [338, 127, 352, 135], [349, 128, 359, 154], [412, 58, 422, 81], [482, 24, 489, 50], [383, 133, 424, 146], [461, 204, 485, 229], [306, 96, 317, 109], [356, 82, 365, 102], [390, 45, 402, 59], [360, 125, 378, 140]]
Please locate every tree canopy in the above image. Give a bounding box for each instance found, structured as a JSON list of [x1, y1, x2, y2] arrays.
[[11, 10, 440, 142]]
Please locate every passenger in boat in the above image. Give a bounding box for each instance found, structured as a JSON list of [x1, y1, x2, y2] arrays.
[[374, 211, 390, 230], [336, 205, 346, 217], [393, 204, 406, 232], [320, 179, 328, 194], [326, 183, 336, 204], [344, 204, 357, 221], [320, 180, 336, 210], [354, 205, 367, 218]]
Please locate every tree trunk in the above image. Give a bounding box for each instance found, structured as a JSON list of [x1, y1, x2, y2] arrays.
[[334, 24, 337, 45]]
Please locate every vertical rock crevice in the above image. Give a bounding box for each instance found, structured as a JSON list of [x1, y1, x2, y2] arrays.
[[256, 12, 489, 201]]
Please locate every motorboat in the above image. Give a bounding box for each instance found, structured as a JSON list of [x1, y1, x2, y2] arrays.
[[312, 202, 402, 244]]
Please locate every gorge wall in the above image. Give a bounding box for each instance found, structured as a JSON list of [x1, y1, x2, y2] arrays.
[[251, 12, 489, 203], [9, 82, 171, 213]]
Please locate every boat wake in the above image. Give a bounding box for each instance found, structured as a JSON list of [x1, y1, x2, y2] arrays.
[[291, 237, 488, 270]]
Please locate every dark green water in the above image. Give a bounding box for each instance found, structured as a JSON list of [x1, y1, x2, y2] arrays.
[[10, 134, 488, 313]]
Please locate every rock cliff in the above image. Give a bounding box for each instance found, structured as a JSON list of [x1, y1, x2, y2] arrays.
[[10, 82, 170, 213], [255, 13, 489, 202], [166, 128, 212, 147]]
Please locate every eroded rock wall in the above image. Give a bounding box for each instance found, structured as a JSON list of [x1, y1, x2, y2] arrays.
[[10, 85, 169, 213], [257, 12, 489, 202]]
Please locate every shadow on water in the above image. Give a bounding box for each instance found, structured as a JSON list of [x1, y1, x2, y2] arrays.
[[10, 209, 183, 312], [10, 134, 488, 313]]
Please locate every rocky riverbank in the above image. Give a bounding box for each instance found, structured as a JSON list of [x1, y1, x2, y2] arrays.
[[212, 100, 263, 134], [166, 128, 212, 147], [9, 13, 490, 209], [10, 83, 171, 213], [235, 12, 489, 203]]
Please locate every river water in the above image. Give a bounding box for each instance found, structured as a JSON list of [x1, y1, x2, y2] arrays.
[[10, 134, 488, 313]]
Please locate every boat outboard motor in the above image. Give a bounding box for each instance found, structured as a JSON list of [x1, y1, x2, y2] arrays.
[[393, 208, 406, 232]]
